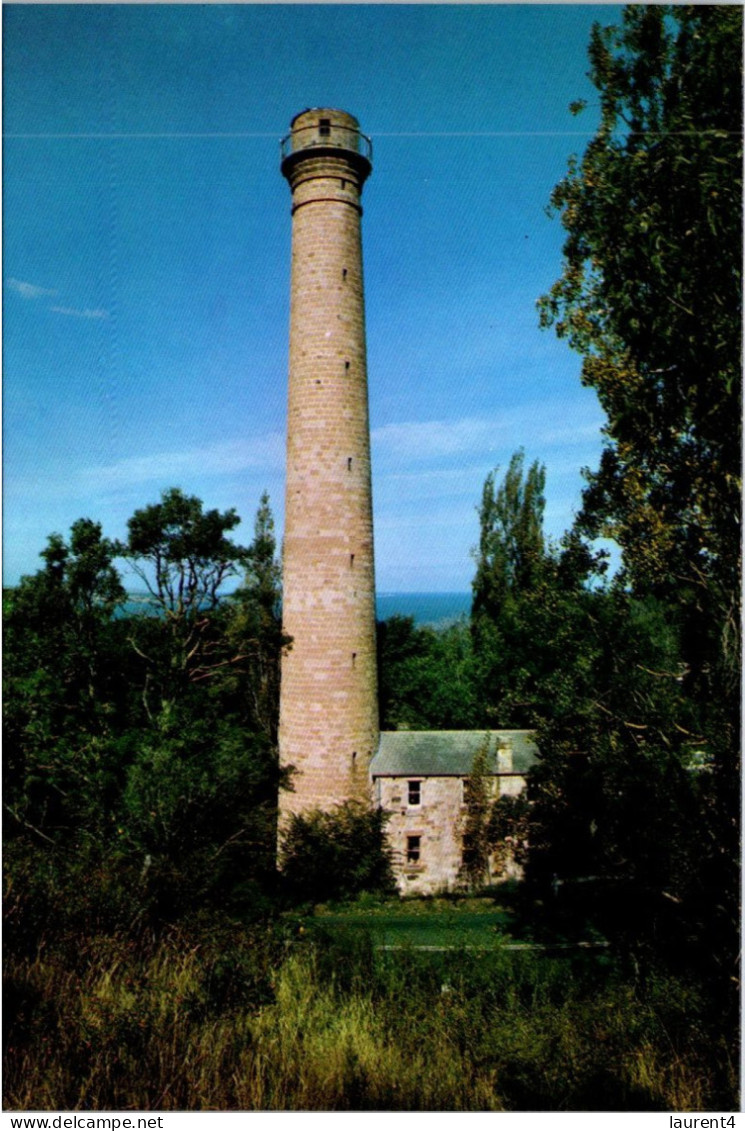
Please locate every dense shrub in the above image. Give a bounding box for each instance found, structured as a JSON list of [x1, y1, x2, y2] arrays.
[[280, 801, 396, 905]]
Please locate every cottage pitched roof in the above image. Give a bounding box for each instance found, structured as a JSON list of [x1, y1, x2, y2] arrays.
[[370, 730, 539, 778]]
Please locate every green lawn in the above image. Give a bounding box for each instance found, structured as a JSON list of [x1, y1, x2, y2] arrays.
[[308, 896, 517, 949], [302, 891, 614, 953]]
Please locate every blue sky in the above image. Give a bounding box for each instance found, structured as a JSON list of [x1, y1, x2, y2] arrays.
[[4, 3, 623, 592]]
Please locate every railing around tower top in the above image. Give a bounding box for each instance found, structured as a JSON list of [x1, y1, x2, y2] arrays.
[[280, 123, 373, 164]]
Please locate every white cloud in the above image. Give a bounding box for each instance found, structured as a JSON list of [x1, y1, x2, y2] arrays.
[[50, 305, 109, 320], [372, 404, 604, 465], [7, 277, 57, 300], [7, 279, 108, 318], [78, 435, 285, 492], [4, 435, 286, 508], [372, 417, 499, 460]]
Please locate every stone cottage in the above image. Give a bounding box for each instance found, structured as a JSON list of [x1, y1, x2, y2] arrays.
[[371, 730, 539, 895]]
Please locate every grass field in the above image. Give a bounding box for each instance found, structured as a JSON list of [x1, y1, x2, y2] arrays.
[[305, 892, 610, 952], [6, 889, 737, 1111], [7, 909, 733, 1111], [312, 896, 513, 948]]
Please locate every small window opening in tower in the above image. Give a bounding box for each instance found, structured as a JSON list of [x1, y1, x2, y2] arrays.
[[345, 360, 350, 371], [342, 268, 348, 280], [406, 836, 421, 865], [352, 652, 357, 667], [350, 553, 355, 567], [319, 118, 331, 137], [347, 457, 353, 471], [340, 179, 347, 189]]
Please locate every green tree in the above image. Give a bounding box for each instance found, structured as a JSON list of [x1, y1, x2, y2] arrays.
[[538, 4, 742, 700], [469, 453, 607, 727], [471, 449, 546, 625], [280, 801, 396, 904], [4, 493, 286, 937], [459, 738, 492, 888], [470, 451, 547, 726], [112, 492, 284, 909], [377, 615, 479, 730], [117, 487, 250, 718], [224, 492, 288, 742], [120, 718, 278, 916], [526, 593, 700, 873], [6, 518, 125, 708], [536, 4, 740, 978], [4, 520, 127, 846]]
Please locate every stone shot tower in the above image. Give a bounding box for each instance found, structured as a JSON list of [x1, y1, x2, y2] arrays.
[[278, 109, 379, 823]]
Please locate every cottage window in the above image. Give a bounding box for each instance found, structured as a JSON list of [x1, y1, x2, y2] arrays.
[[408, 780, 421, 806], [406, 835, 421, 864]]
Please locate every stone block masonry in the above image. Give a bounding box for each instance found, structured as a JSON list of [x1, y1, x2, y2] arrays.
[[278, 110, 379, 822]]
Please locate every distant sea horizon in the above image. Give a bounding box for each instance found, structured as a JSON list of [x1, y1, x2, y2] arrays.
[[120, 590, 471, 629], [375, 591, 471, 627]]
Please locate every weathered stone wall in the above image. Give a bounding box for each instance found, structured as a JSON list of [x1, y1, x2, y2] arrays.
[[376, 773, 527, 895], [278, 110, 379, 823], [377, 775, 468, 895]]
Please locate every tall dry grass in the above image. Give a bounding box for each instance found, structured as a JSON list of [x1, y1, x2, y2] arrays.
[[4, 925, 737, 1111]]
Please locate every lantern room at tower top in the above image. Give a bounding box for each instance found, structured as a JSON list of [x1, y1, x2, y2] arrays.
[[280, 108, 373, 184]]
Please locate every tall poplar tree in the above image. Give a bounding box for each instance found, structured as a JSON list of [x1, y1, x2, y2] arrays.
[[471, 450, 554, 726]]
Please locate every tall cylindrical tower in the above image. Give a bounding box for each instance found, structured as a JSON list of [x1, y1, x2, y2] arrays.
[[278, 108, 379, 823]]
